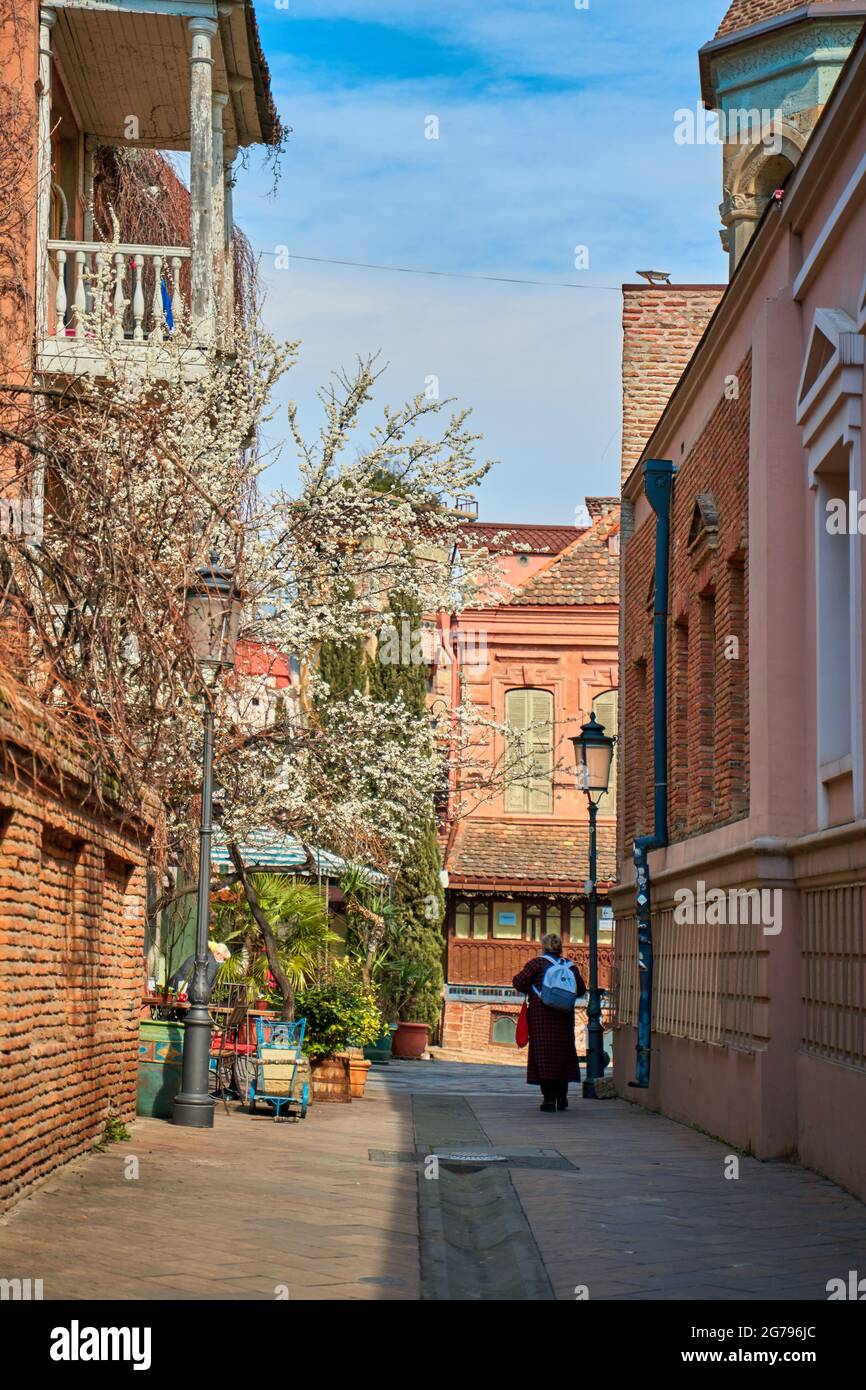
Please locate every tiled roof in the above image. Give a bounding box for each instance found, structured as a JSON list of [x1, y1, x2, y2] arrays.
[[510, 505, 620, 606], [715, 0, 832, 37], [446, 820, 616, 889], [246, 1, 283, 145], [460, 522, 583, 555]]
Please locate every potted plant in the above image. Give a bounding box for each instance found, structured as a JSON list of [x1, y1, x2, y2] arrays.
[[297, 960, 384, 1100], [382, 960, 438, 1060]]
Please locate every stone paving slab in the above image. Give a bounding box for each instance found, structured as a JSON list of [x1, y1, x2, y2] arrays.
[[468, 1091, 866, 1301], [2, 1061, 865, 1303], [0, 1091, 421, 1302]]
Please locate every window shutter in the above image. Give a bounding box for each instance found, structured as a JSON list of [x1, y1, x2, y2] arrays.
[[505, 689, 529, 812], [592, 689, 618, 814], [529, 690, 553, 813], [506, 688, 554, 814]]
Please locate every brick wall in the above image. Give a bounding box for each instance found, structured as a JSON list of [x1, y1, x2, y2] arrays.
[[621, 286, 725, 486], [620, 353, 751, 857], [715, 0, 830, 38], [0, 711, 152, 1214], [441, 998, 589, 1061]]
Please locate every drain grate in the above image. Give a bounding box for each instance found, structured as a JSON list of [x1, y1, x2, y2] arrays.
[[433, 1152, 507, 1164]]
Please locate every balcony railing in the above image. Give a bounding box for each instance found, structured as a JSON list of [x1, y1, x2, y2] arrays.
[[46, 241, 192, 345], [447, 936, 615, 989]]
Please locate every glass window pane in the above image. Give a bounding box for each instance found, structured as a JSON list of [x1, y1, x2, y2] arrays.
[[472, 903, 489, 939], [492, 902, 522, 939], [568, 906, 585, 942], [491, 1013, 518, 1045], [525, 905, 542, 941], [455, 905, 471, 939]]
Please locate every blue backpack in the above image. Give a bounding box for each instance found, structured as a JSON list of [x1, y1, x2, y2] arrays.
[[532, 954, 578, 1012]]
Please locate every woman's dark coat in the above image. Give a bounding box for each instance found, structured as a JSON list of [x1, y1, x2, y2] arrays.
[[512, 955, 586, 1084]]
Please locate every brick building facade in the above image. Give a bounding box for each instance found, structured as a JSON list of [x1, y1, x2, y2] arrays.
[[0, 694, 153, 1214], [437, 509, 619, 1061], [612, 7, 866, 1199]]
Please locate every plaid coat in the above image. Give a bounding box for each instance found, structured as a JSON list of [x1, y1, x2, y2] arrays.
[[513, 955, 586, 1084]]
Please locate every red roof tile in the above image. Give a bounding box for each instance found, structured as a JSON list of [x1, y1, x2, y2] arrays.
[[446, 820, 616, 890], [510, 505, 621, 607], [460, 522, 583, 555]]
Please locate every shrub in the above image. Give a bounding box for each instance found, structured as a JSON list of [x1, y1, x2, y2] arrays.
[[297, 959, 384, 1059]]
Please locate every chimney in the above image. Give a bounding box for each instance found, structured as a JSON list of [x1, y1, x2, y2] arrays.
[[620, 283, 725, 485]]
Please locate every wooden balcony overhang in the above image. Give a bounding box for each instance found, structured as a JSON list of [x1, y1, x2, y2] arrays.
[[48, 0, 276, 151], [447, 875, 616, 896]]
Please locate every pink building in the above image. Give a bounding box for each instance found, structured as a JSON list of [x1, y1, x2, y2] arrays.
[[437, 508, 620, 1059], [613, 6, 866, 1199]]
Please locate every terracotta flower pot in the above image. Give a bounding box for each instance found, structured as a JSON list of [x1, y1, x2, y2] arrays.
[[310, 1054, 351, 1102], [392, 1021, 430, 1059], [347, 1055, 372, 1099]]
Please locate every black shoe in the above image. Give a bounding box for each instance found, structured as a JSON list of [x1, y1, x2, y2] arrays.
[[556, 1099, 568, 1111], [539, 1102, 556, 1112]]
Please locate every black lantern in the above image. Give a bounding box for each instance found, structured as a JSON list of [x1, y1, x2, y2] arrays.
[[571, 712, 615, 797], [184, 557, 242, 670]]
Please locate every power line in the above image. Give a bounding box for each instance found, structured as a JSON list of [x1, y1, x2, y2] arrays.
[[260, 250, 621, 291]]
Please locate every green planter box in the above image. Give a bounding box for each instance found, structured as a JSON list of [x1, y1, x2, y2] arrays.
[[364, 1025, 397, 1066], [137, 1020, 185, 1118]]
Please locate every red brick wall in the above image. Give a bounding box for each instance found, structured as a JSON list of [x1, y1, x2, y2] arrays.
[[620, 353, 751, 857], [441, 998, 589, 1061], [0, 730, 151, 1214], [621, 286, 724, 486], [715, 0, 831, 37]]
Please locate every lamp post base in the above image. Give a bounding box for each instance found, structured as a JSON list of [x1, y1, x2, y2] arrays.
[[172, 1093, 215, 1128]]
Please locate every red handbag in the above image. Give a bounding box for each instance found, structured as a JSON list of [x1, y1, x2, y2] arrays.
[[516, 999, 529, 1048]]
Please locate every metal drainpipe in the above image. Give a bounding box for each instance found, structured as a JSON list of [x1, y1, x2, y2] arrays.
[[630, 459, 675, 1090]]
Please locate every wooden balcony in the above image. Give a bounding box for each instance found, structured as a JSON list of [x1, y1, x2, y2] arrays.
[[446, 936, 614, 990]]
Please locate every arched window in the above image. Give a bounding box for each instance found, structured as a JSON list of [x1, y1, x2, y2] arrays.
[[546, 904, 561, 939], [504, 688, 554, 813], [491, 1013, 518, 1046]]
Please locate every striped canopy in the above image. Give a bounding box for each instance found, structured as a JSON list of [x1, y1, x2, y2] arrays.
[[210, 828, 388, 887]]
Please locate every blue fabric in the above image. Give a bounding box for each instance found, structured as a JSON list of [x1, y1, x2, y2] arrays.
[[161, 278, 174, 331]]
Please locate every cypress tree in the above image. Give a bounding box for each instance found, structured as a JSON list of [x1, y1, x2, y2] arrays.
[[368, 589, 445, 1031]]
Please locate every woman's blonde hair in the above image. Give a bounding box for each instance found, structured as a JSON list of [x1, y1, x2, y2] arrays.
[[541, 932, 562, 955]]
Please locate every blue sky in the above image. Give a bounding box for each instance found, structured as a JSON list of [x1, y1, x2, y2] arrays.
[[236, 1, 729, 523]]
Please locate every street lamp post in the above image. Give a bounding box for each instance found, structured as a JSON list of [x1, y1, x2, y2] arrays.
[[172, 558, 241, 1129], [571, 712, 615, 1101]]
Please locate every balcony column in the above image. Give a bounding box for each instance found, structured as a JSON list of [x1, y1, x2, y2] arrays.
[[211, 92, 228, 338], [83, 136, 96, 241], [223, 149, 236, 330], [36, 7, 56, 338], [188, 17, 218, 342]]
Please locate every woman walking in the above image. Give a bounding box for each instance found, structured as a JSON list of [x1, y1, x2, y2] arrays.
[[513, 933, 586, 1112]]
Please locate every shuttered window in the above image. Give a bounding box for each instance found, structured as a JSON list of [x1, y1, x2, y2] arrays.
[[504, 688, 554, 813], [591, 688, 618, 815]]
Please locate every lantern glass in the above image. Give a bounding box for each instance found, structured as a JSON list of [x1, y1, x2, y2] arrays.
[[185, 563, 241, 669], [571, 713, 615, 794]]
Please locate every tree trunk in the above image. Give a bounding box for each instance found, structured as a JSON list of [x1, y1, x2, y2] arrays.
[[227, 842, 295, 1021]]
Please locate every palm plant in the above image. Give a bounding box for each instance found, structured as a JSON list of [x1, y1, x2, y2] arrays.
[[339, 865, 396, 986], [210, 874, 338, 1018]]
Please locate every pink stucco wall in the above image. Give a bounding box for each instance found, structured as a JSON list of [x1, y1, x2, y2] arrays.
[[613, 38, 866, 1198]]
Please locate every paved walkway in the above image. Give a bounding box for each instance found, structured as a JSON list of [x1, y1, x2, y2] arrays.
[[2, 1060, 865, 1300]]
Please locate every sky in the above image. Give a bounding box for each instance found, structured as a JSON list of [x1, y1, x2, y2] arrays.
[[234, 1, 729, 524]]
